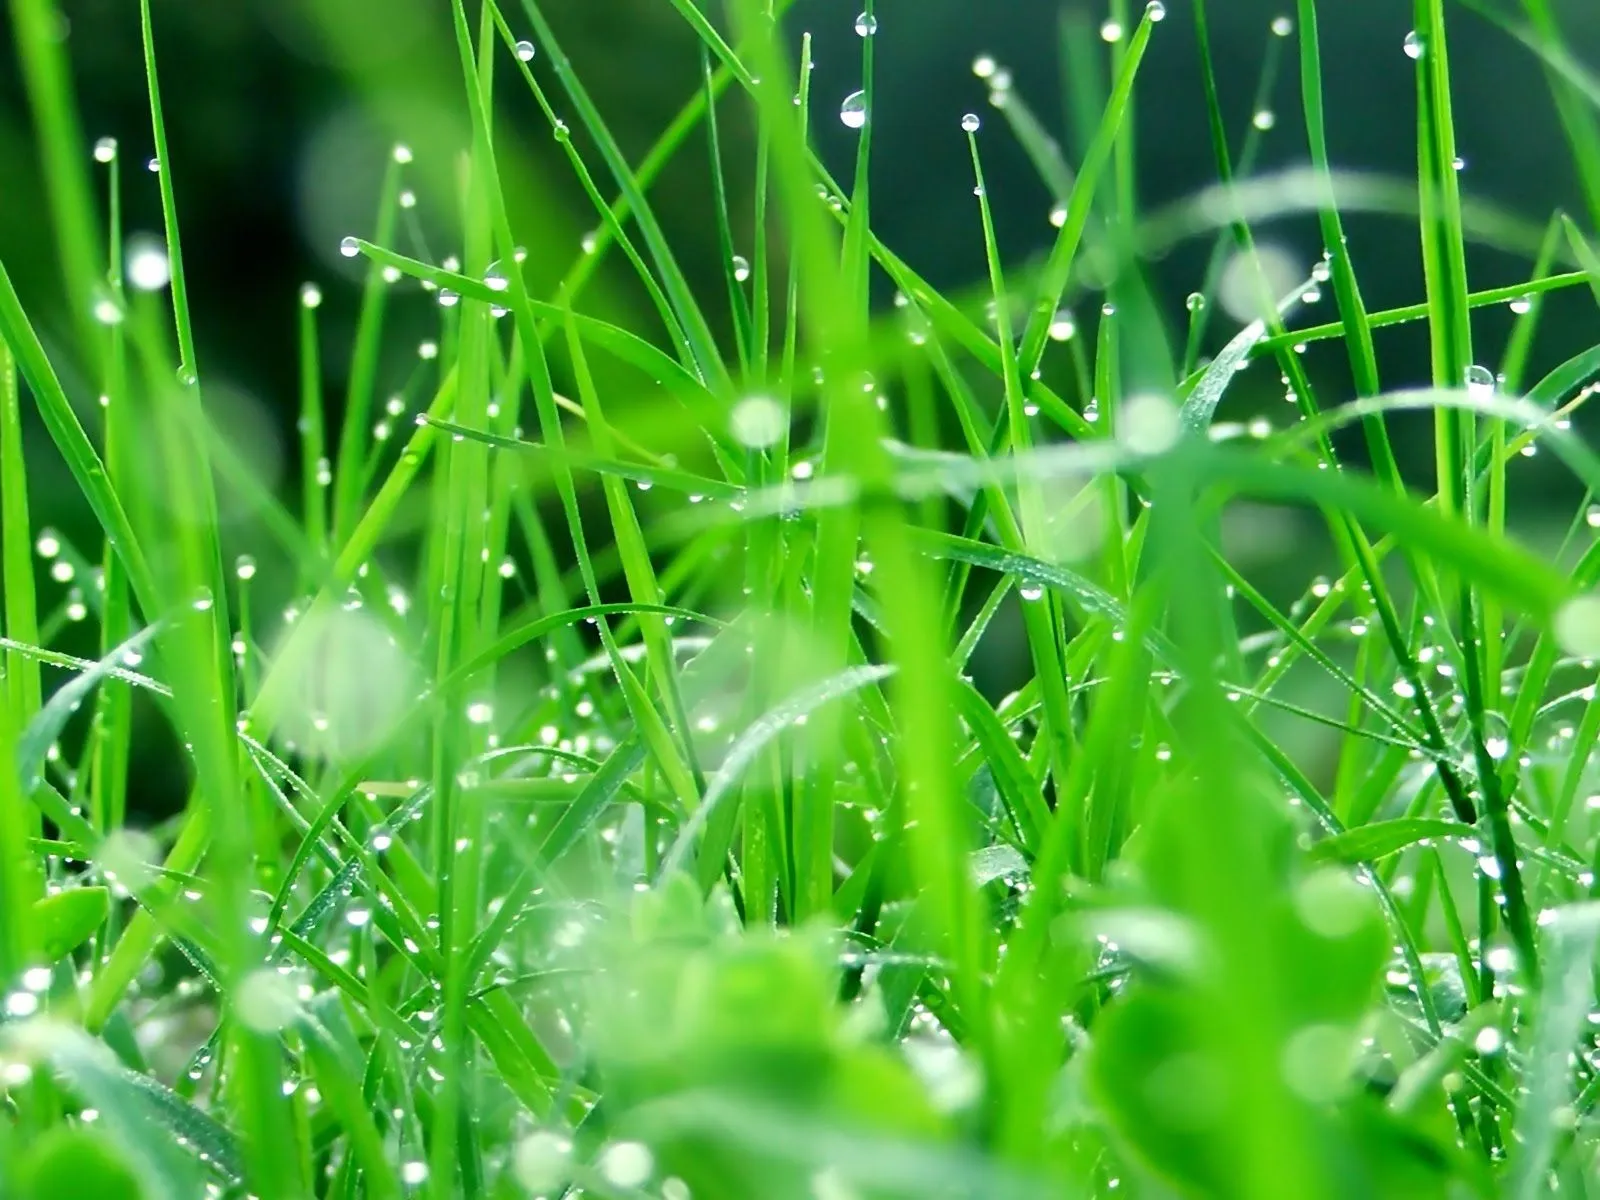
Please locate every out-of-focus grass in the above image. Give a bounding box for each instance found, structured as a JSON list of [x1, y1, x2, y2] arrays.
[[3, 0, 1600, 1197]]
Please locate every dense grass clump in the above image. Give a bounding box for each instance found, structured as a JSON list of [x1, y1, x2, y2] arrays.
[[6, 0, 1600, 1196]]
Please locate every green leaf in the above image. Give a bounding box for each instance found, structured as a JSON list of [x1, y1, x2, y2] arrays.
[[31, 886, 110, 961], [18, 1126, 144, 1200], [1307, 820, 1471, 866]]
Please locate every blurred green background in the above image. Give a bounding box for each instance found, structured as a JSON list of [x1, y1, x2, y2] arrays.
[[1, 0, 1597, 814]]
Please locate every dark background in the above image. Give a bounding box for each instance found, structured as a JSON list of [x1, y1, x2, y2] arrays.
[[2, 0, 1596, 426], [2, 0, 1598, 808]]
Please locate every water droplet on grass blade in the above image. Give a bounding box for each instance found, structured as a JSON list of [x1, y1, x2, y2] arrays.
[[731, 254, 751, 282], [1118, 394, 1181, 456], [235, 968, 299, 1032], [1100, 20, 1123, 42], [92, 294, 123, 325], [1252, 109, 1276, 131], [1271, 16, 1294, 37], [731, 395, 787, 447], [1464, 364, 1495, 394], [972, 54, 997, 78], [126, 233, 170, 291], [1145, 1, 1166, 21], [515, 39, 536, 61], [599, 1141, 654, 1188], [854, 11, 877, 36], [514, 1132, 573, 1193], [300, 283, 322, 309], [339, 236, 360, 258], [1404, 30, 1423, 59], [92, 137, 117, 163], [1556, 595, 1600, 658], [839, 90, 867, 129], [961, 113, 980, 133]]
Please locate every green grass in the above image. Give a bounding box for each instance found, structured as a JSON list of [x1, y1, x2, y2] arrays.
[[3, 0, 1600, 1196]]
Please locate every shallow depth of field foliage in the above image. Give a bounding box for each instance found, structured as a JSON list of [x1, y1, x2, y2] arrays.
[[7, 0, 1600, 1196]]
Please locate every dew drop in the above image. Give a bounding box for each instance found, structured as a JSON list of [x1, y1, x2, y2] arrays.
[[854, 11, 877, 36], [515, 39, 536, 62], [1403, 30, 1424, 59], [1271, 16, 1294, 37], [961, 113, 981, 133], [731, 395, 787, 448], [840, 90, 868, 130], [300, 282, 323, 309], [93, 136, 117, 164], [1100, 19, 1124, 42], [731, 254, 751, 282], [339, 236, 360, 258], [1252, 109, 1276, 131], [1145, 1, 1166, 21]]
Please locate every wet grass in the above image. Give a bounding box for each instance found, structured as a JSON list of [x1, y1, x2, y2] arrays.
[[3, 0, 1600, 1196]]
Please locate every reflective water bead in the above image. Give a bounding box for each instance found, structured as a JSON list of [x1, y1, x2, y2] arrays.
[[840, 90, 867, 129], [854, 11, 877, 36], [515, 39, 536, 61]]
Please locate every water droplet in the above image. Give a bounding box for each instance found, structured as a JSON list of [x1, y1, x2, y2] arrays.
[[1048, 203, 1067, 228], [731, 254, 751, 282], [92, 136, 117, 164], [398, 189, 417, 209], [1556, 595, 1600, 658], [840, 90, 868, 129], [146, 157, 160, 173], [300, 282, 323, 309], [1252, 109, 1276, 131], [1474, 1026, 1503, 1055], [1118, 393, 1182, 456], [235, 968, 300, 1032], [1145, 1, 1166, 21], [126, 233, 171, 291], [515, 39, 536, 62], [972, 55, 997, 78], [513, 1132, 574, 1193], [1048, 311, 1076, 341], [92, 293, 124, 325], [438, 288, 460, 308], [419, 340, 439, 360], [1403, 30, 1423, 60], [339, 236, 360, 258], [731, 395, 787, 448], [1510, 294, 1533, 315], [401, 1161, 429, 1186], [1100, 19, 1124, 42], [854, 11, 877, 36], [466, 701, 494, 725], [1185, 292, 1206, 313], [1271, 16, 1294, 37], [961, 113, 981, 133], [236, 555, 257, 581], [1464, 364, 1495, 394]]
